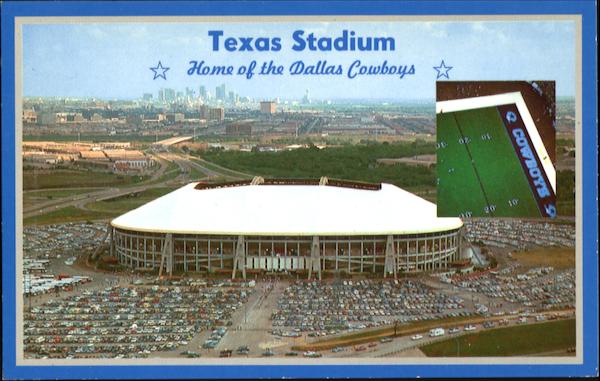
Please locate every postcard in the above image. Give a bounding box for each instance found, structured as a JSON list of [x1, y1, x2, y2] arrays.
[[1, 1, 597, 379]]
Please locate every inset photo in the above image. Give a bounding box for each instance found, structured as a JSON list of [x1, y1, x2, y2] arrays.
[[436, 81, 556, 218]]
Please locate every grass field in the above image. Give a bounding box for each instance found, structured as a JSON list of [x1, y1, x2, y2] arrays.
[[292, 313, 531, 352], [511, 247, 575, 269], [86, 188, 174, 216], [23, 169, 147, 190], [437, 112, 490, 217], [420, 319, 575, 357], [437, 106, 541, 217], [24, 187, 176, 225], [200, 142, 437, 191], [23, 188, 102, 208], [86, 187, 176, 214], [556, 169, 575, 216], [23, 206, 114, 225], [189, 158, 253, 179]]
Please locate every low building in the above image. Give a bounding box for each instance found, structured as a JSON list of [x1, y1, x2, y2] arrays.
[[105, 149, 154, 172], [165, 113, 185, 123], [37, 112, 58, 125], [201, 105, 225, 122], [208, 107, 224, 122], [226, 123, 252, 136], [79, 150, 109, 161], [23, 109, 37, 123], [260, 101, 276, 115]]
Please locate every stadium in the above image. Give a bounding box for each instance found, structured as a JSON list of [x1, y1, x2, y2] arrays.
[[109, 177, 464, 279]]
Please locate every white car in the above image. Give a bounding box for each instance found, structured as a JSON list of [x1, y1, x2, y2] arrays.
[[464, 325, 477, 331], [411, 334, 423, 341]]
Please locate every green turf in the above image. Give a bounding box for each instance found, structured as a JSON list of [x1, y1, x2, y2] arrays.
[[453, 107, 540, 217], [189, 158, 253, 180], [23, 188, 101, 208], [24, 206, 114, 225], [86, 187, 176, 214], [23, 169, 148, 190], [25, 187, 177, 225], [420, 319, 575, 357], [436, 106, 546, 217], [437, 112, 489, 217]]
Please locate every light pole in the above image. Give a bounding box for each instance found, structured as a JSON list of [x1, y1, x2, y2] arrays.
[[25, 278, 32, 313], [455, 337, 460, 357]]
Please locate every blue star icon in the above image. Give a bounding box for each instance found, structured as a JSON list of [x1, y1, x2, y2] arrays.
[[433, 60, 453, 80], [150, 61, 170, 80]]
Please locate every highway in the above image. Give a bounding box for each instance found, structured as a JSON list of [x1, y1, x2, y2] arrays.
[[23, 152, 251, 219]]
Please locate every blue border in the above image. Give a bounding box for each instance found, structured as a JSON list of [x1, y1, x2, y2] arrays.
[[2, 1, 597, 379]]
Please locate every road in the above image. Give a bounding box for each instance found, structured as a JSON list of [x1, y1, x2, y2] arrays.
[[23, 152, 250, 219], [23, 155, 170, 217], [320, 309, 575, 358]]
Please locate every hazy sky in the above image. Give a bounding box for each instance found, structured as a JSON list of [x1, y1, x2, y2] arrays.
[[22, 20, 576, 100]]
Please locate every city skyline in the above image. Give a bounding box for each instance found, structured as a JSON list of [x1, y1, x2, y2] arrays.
[[22, 20, 576, 100]]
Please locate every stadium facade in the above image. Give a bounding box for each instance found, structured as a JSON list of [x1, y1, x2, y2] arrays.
[[109, 178, 464, 279]]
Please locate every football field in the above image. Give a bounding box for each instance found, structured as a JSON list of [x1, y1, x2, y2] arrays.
[[436, 93, 556, 218]]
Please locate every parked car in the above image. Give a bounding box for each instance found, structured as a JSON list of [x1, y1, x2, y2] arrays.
[[429, 328, 445, 337], [303, 351, 322, 358]]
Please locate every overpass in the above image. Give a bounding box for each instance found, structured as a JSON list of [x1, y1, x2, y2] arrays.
[[153, 136, 194, 146]]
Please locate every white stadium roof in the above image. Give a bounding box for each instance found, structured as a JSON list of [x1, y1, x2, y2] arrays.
[[111, 182, 463, 236]]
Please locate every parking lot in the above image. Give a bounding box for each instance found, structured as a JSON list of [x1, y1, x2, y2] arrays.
[[437, 265, 575, 310], [24, 222, 107, 259], [464, 219, 575, 249], [272, 279, 472, 337], [24, 279, 254, 359], [20, 221, 576, 359]]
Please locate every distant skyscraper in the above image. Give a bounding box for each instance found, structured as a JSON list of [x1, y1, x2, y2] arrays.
[[185, 87, 194, 100], [228, 91, 238, 104], [199, 86, 207, 100], [158, 89, 165, 102], [216, 84, 227, 101], [164, 88, 176, 102], [143, 93, 153, 101], [302, 89, 311, 104]]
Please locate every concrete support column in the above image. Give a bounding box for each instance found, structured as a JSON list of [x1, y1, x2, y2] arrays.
[[384, 235, 397, 279], [458, 230, 463, 260], [232, 235, 246, 280], [158, 233, 173, 278], [308, 236, 321, 280], [109, 226, 114, 258]]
